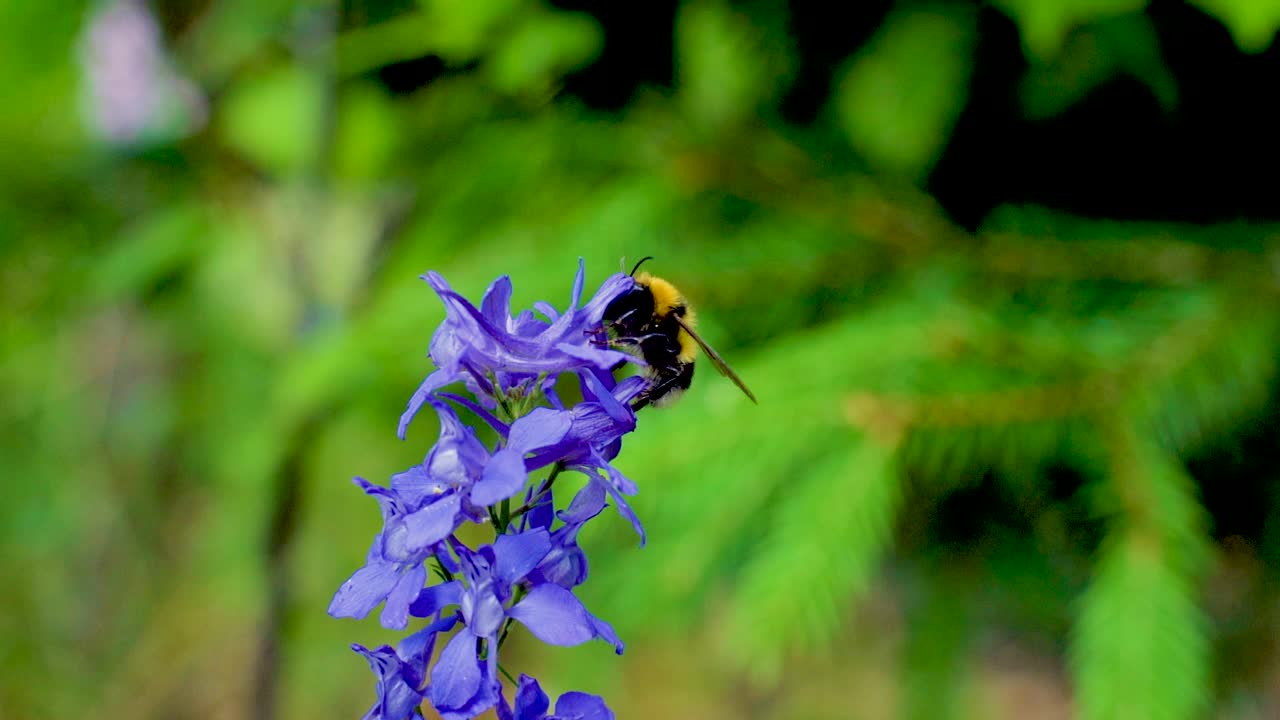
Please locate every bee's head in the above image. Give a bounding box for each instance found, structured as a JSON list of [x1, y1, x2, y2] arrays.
[[603, 266, 656, 336]]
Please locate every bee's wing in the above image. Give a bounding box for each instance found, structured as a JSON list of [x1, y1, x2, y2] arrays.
[[673, 315, 758, 404]]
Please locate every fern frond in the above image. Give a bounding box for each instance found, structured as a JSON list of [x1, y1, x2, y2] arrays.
[[1071, 421, 1212, 720], [719, 436, 900, 683], [900, 573, 974, 720]]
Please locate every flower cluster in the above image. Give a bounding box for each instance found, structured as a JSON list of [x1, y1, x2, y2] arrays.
[[331, 260, 645, 720]]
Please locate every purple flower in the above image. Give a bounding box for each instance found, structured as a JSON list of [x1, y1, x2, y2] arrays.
[[329, 377, 637, 629], [497, 675, 614, 720], [398, 260, 635, 439], [388, 397, 513, 555], [328, 477, 435, 630], [327, 400, 557, 629], [523, 483, 608, 589], [410, 530, 624, 720], [394, 397, 578, 552], [351, 643, 427, 720], [335, 262, 644, 720], [521, 371, 648, 544], [350, 612, 462, 720]]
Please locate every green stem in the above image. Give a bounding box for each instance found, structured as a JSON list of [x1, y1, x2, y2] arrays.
[[497, 617, 517, 650], [509, 461, 566, 520], [430, 555, 454, 583], [499, 497, 511, 533], [497, 585, 528, 650]]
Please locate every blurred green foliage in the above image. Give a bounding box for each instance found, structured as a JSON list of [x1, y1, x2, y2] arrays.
[[4, 1, 1280, 719]]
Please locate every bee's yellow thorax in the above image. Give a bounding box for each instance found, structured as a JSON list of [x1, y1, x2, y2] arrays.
[[636, 272, 684, 317], [636, 272, 700, 363]]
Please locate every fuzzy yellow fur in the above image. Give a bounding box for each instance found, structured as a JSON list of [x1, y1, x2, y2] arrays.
[[635, 271, 699, 363]]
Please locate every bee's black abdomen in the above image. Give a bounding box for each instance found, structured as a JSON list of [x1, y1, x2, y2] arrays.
[[631, 360, 694, 410]]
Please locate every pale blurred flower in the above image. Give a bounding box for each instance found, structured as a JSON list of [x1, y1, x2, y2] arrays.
[[79, 0, 206, 145]]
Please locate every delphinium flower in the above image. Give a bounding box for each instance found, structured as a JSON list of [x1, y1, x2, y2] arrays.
[[330, 260, 643, 719], [397, 260, 634, 438], [498, 674, 614, 720]]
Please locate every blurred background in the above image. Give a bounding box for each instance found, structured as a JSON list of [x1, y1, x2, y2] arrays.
[[4, 1, 1280, 718]]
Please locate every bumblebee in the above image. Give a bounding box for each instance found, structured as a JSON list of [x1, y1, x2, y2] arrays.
[[601, 257, 757, 410]]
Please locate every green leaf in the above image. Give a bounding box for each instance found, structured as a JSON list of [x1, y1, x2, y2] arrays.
[[335, 0, 522, 75], [487, 11, 603, 96], [1020, 14, 1178, 119], [1190, 0, 1280, 53], [676, 0, 792, 130], [217, 63, 325, 176], [833, 7, 975, 180], [90, 203, 208, 301], [334, 83, 400, 182], [992, 0, 1148, 60]]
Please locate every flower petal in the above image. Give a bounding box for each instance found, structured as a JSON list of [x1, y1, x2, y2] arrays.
[[554, 691, 615, 720], [606, 488, 645, 547], [600, 458, 638, 498], [534, 530, 588, 589], [470, 449, 527, 506], [613, 375, 648, 404], [426, 398, 489, 487], [515, 674, 551, 719], [559, 482, 606, 524], [587, 466, 644, 547], [493, 528, 551, 587], [480, 275, 514, 328], [580, 272, 633, 325], [329, 561, 400, 619], [429, 628, 482, 711], [398, 367, 455, 439], [399, 612, 458, 667], [352, 642, 396, 678], [588, 613, 625, 655], [533, 301, 559, 322], [409, 579, 462, 618], [497, 696, 517, 720], [508, 584, 595, 647], [508, 408, 572, 453], [354, 477, 405, 522], [388, 465, 445, 510], [438, 392, 510, 436], [380, 563, 426, 630], [523, 486, 555, 532], [568, 257, 585, 311], [435, 286, 510, 350], [580, 369, 630, 424], [352, 644, 427, 720], [512, 308, 549, 337], [555, 342, 636, 370], [402, 493, 462, 551]]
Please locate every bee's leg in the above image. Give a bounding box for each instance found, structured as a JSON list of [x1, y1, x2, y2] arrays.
[[629, 362, 694, 410]]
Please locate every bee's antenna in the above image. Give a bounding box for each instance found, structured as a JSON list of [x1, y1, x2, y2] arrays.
[[629, 256, 655, 277]]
